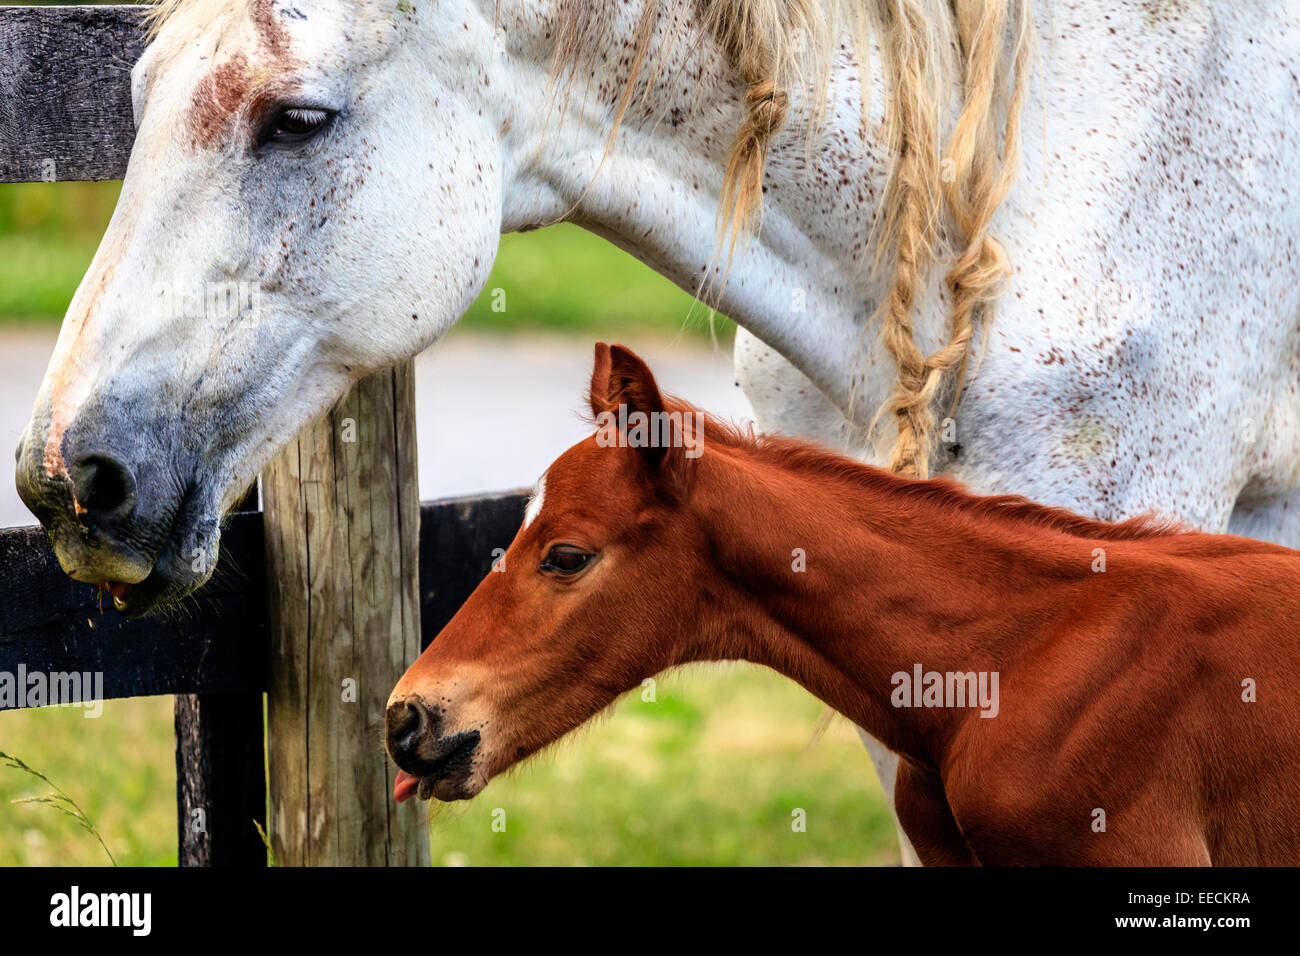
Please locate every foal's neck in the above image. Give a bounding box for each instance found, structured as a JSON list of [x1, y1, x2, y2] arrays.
[[693, 447, 1115, 765]]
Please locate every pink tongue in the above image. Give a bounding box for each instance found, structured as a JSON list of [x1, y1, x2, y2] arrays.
[[394, 770, 419, 803]]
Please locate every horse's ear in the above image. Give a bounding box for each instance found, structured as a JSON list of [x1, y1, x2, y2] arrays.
[[589, 342, 679, 474], [589, 342, 614, 418], [589, 342, 666, 420]]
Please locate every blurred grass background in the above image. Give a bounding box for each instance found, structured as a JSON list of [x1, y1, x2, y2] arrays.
[[0, 181, 731, 337], [0, 175, 892, 866]]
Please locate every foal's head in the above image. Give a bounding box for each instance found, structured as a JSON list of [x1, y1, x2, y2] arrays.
[[387, 343, 714, 802]]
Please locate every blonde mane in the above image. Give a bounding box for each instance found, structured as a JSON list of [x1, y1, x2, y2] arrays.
[[869, 1, 1034, 478], [145, 0, 1035, 479], [556, 1, 1035, 479]]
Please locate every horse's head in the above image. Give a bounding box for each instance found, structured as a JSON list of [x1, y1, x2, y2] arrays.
[[386, 343, 711, 802], [15, 0, 507, 613]]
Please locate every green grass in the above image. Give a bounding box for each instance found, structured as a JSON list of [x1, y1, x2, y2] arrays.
[[0, 666, 898, 866], [0, 696, 177, 866], [423, 664, 899, 866], [0, 181, 731, 337], [0, 181, 122, 322], [464, 227, 729, 338]]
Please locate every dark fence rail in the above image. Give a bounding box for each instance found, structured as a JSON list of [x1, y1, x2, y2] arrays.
[[0, 512, 269, 701], [0, 4, 146, 182], [419, 490, 530, 648]]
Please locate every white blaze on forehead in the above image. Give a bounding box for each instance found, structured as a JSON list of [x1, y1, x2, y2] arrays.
[[523, 474, 547, 529]]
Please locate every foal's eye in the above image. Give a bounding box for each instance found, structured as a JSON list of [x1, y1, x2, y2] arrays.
[[260, 106, 334, 146], [541, 545, 594, 575]]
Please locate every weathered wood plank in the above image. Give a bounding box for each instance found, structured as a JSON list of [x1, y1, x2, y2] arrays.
[[0, 5, 147, 182], [263, 362, 428, 867], [0, 510, 268, 708], [175, 692, 267, 867]]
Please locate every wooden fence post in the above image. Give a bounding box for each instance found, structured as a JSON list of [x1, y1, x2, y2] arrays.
[[174, 692, 267, 867], [262, 362, 428, 866]]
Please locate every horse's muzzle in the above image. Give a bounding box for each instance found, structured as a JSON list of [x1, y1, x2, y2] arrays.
[[14, 404, 216, 616], [385, 696, 481, 801]]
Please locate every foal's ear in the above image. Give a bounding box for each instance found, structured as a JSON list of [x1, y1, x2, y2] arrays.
[[589, 342, 666, 420], [589, 342, 683, 475]]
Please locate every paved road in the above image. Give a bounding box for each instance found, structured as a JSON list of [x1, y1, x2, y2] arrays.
[[0, 329, 754, 528]]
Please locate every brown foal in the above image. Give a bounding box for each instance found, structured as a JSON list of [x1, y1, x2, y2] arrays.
[[387, 343, 1300, 865]]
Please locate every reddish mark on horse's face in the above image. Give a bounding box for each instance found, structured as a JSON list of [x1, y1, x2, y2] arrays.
[[188, 53, 253, 150], [185, 1, 300, 150]]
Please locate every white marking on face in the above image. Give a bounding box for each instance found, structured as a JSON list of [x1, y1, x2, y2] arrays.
[[523, 474, 547, 530]]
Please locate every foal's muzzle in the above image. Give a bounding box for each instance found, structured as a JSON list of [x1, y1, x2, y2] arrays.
[[385, 696, 480, 802]]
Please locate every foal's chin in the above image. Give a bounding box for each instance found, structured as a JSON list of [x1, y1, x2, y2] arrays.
[[421, 771, 489, 803], [403, 753, 493, 804]]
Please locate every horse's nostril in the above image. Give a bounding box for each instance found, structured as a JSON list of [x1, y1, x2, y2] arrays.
[[386, 698, 429, 762], [70, 454, 136, 522]]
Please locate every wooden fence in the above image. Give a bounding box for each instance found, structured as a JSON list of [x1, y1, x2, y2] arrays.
[[0, 4, 527, 866]]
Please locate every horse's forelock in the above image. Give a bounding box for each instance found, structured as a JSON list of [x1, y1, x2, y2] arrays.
[[143, 0, 251, 41]]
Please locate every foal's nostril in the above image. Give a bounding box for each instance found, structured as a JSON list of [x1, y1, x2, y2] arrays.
[[386, 698, 430, 764], [70, 454, 137, 522]]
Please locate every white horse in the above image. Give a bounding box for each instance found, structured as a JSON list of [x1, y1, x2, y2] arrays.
[[16, 0, 1300, 863]]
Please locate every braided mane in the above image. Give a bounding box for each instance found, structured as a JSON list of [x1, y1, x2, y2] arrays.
[[552, 0, 1035, 479]]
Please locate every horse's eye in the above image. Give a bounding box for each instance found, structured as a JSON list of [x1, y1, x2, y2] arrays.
[[541, 545, 594, 575], [261, 107, 334, 146]]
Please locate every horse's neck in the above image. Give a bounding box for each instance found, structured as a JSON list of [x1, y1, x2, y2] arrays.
[[491, 0, 1257, 422], [691, 450, 1095, 763], [490, 0, 928, 414]]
